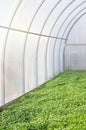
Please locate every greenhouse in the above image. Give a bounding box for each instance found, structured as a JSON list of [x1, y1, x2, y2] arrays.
[[0, 0, 86, 129]]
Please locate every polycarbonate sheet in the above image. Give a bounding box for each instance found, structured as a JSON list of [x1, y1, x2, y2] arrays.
[[30, 0, 60, 33], [43, 0, 74, 36], [5, 30, 26, 104], [25, 34, 39, 92], [65, 45, 86, 70], [59, 40, 65, 72], [38, 37, 48, 85], [68, 15, 86, 44], [0, 0, 20, 27], [11, 0, 42, 31], [57, 0, 86, 37], [49, 0, 86, 38], [60, 7, 86, 39], [0, 28, 8, 106], [47, 38, 56, 79], [54, 39, 61, 75], [41, 0, 66, 36]]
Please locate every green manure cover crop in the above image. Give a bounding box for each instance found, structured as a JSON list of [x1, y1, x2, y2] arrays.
[[0, 71, 86, 130]]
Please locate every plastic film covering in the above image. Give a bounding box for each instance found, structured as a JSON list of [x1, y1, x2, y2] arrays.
[[0, 0, 86, 106]]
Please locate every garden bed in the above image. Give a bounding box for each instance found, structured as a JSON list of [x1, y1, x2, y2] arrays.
[[0, 71, 86, 130]]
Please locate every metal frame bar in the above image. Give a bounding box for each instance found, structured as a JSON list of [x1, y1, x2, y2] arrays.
[[66, 44, 86, 46], [35, 0, 62, 85], [23, 0, 46, 90], [59, 8, 86, 72], [66, 13, 86, 42], [45, 0, 76, 80], [53, 1, 86, 75], [63, 13, 86, 71], [0, 25, 66, 40], [22, 0, 64, 88]]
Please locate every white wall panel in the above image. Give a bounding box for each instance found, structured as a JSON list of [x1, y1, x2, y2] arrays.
[[59, 40, 65, 72], [47, 0, 75, 37], [60, 8, 86, 39], [54, 40, 61, 75], [47, 38, 56, 79], [11, 0, 43, 31], [65, 45, 86, 70], [0, 0, 21, 27], [0, 28, 8, 106], [52, 0, 85, 37], [30, 0, 59, 33], [58, 1, 86, 37], [67, 15, 86, 44], [5, 30, 26, 104], [25, 34, 39, 92], [38, 37, 48, 85]]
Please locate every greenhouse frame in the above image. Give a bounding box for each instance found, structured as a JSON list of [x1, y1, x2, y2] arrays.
[[0, 0, 86, 108]]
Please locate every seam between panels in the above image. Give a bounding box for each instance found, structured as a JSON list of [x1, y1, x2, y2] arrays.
[[0, 25, 66, 40], [23, 0, 46, 91], [59, 8, 86, 72], [45, 0, 76, 79], [54, 1, 86, 73], [2, 0, 23, 105]]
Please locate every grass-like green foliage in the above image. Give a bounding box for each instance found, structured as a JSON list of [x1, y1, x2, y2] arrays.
[[0, 71, 86, 130]]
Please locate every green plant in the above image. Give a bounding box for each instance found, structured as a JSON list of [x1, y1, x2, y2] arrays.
[[0, 71, 86, 130]]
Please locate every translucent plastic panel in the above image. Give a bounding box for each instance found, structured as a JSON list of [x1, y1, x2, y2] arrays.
[[49, 0, 83, 37], [5, 30, 26, 104], [58, 2, 86, 38], [30, 0, 60, 33], [47, 38, 56, 80], [11, 0, 42, 31], [57, 0, 86, 37], [56, 0, 85, 35], [41, 0, 74, 36], [63, 9, 86, 39], [67, 15, 86, 44], [0, 0, 20, 27], [38, 37, 48, 85], [65, 45, 86, 70], [0, 28, 8, 106], [25, 34, 39, 92], [54, 39, 61, 75]]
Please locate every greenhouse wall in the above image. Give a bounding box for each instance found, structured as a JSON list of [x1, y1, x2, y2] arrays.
[[0, 0, 86, 107]]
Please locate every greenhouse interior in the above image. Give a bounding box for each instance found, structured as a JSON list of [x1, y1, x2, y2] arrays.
[[0, 0, 86, 129]]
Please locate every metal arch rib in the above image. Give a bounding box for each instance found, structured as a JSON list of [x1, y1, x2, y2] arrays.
[[35, 0, 62, 86], [59, 8, 86, 72], [63, 13, 86, 70], [0, 25, 66, 40], [56, 1, 86, 37], [63, 13, 86, 71], [2, 0, 23, 105], [53, 1, 86, 75], [23, 0, 46, 91], [23, 0, 75, 87], [65, 13, 86, 43], [45, 0, 76, 79]]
